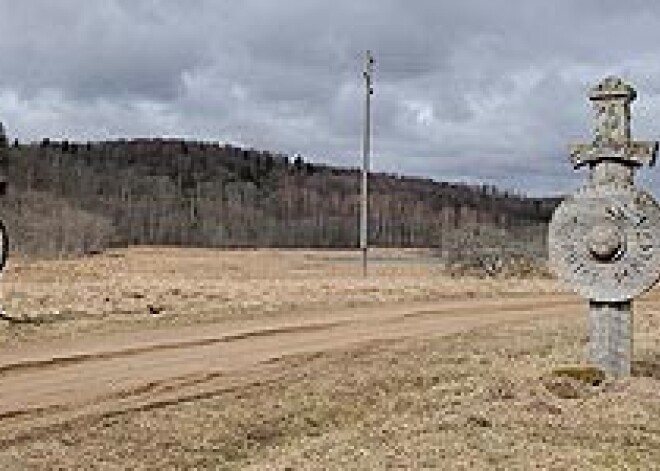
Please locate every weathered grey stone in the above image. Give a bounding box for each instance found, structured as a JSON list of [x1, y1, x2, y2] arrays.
[[588, 300, 632, 376], [549, 76, 659, 377], [549, 185, 660, 302]]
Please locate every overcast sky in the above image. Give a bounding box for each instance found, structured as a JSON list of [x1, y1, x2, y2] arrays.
[[2, 1, 660, 196]]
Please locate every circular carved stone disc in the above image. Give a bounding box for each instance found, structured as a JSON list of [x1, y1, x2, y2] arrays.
[[549, 185, 660, 302]]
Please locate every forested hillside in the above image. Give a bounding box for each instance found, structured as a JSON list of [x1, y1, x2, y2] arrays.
[[0, 136, 559, 260]]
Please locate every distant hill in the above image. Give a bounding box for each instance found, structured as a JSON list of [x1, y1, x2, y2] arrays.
[[0, 137, 560, 257]]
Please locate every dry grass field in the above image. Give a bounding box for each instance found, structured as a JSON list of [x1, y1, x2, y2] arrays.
[[0, 248, 660, 469], [0, 247, 561, 344]]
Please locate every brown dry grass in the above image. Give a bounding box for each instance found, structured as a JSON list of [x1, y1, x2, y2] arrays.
[[2, 248, 660, 469], [0, 247, 562, 344]]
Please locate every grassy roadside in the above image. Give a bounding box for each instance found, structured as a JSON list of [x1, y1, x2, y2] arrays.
[[4, 306, 660, 469], [0, 248, 564, 346]]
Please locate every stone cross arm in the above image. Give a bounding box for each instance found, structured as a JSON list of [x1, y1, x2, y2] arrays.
[[569, 77, 658, 170], [570, 140, 658, 169]]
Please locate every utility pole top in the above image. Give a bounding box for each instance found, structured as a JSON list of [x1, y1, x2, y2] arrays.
[[363, 51, 374, 91]]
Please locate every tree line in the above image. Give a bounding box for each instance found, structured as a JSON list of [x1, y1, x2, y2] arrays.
[[0, 136, 559, 258]]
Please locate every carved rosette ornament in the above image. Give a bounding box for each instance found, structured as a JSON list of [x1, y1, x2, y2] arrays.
[[548, 77, 660, 376], [550, 185, 660, 302]]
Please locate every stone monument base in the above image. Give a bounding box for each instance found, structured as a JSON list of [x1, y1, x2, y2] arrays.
[[588, 300, 632, 377]]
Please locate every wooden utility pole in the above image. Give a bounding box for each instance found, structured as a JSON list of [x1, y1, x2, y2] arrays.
[[361, 50, 374, 277]]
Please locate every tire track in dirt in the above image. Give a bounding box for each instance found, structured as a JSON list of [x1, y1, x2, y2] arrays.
[[0, 293, 580, 445], [0, 293, 577, 376], [0, 321, 346, 377]]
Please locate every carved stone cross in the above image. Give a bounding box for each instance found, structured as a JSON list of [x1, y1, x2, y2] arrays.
[[570, 77, 657, 185], [549, 77, 660, 377]]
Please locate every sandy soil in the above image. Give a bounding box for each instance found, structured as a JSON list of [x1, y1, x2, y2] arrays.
[[0, 248, 659, 469]]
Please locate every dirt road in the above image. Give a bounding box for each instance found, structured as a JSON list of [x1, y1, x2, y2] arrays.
[[0, 293, 579, 446]]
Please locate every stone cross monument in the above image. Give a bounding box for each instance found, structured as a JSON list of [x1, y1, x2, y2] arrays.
[[549, 76, 660, 377]]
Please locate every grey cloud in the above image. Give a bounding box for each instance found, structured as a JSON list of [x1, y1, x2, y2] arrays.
[[0, 1, 210, 100], [2, 0, 660, 196]]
